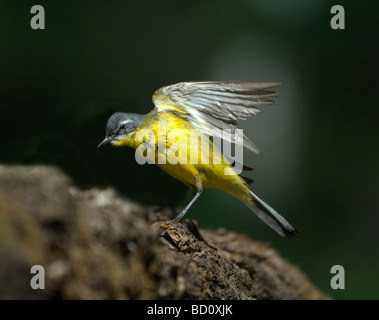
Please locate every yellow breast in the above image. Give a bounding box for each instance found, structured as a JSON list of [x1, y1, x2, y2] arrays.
[[112, 110, 250, 201]]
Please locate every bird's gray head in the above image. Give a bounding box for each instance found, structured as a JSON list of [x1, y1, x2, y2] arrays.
[[98, 112, 142, 147]]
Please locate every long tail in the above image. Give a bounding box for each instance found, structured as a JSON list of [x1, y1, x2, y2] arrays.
[[246, 191, 298, 237]]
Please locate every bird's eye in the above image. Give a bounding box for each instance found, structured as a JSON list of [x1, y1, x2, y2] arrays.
[[119, 123, 126, 130]]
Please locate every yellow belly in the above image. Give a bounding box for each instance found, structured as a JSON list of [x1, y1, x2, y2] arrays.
[[113, 111, 253, 203]]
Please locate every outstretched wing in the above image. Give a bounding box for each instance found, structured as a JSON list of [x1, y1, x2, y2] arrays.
[[152, 81, 280, 153]]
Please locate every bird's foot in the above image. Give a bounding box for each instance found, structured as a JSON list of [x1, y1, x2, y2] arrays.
[[160, 220, 188, 237]]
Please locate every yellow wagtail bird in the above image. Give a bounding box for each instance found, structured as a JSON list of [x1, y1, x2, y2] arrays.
[[98, 81, 297, 237]]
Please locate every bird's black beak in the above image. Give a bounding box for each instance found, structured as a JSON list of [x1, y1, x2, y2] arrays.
[[98, 136, 113, 148]]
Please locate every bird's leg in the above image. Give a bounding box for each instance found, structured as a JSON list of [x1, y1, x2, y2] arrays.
[[173, 186, 203, 223], [173, 176, 203, 224], [161, 178, 203, 237]]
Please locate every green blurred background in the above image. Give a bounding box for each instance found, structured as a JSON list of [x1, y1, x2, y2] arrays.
[[0, 0, 378, 299]]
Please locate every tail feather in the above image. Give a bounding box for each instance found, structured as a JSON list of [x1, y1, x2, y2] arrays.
[[246, 191, 298, 237]]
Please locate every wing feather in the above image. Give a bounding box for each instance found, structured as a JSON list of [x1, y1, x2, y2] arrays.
[[152, 81, 280, 153]]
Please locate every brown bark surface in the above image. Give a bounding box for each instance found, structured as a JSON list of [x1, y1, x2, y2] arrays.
[[0, 165, 326, 299]]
